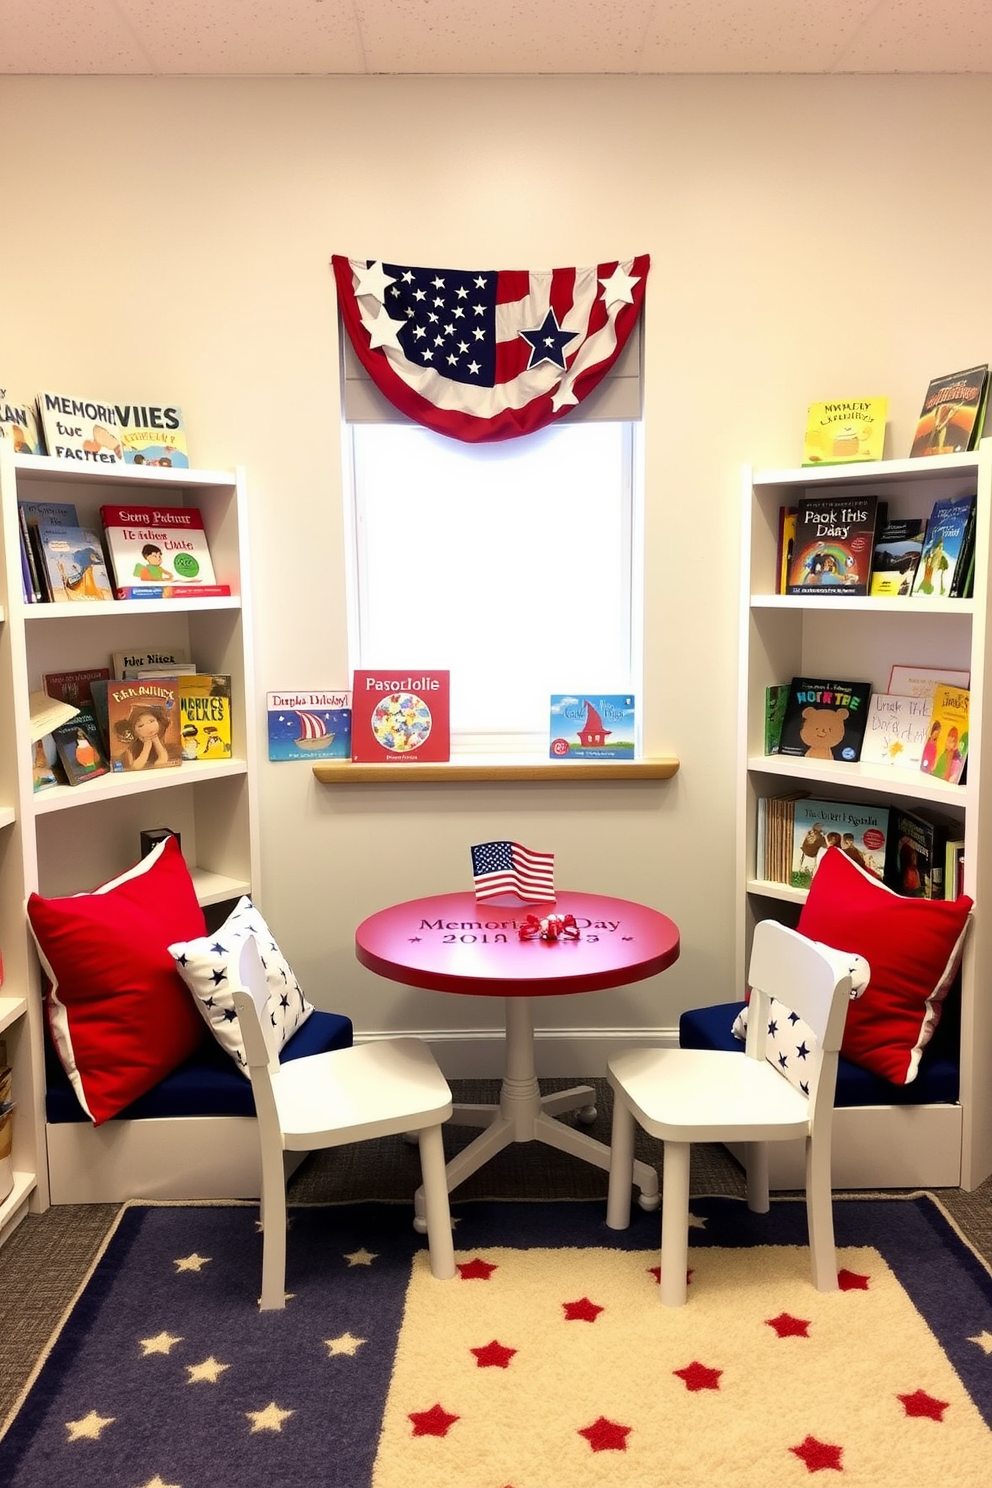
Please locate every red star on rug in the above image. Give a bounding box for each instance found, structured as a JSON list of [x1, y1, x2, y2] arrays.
[[673, 1361, 722, 1392], [789, 1434, 843, 1472], [898, 1389, 949, 1421], [647, 1265, 693, 1286], [562, 1297, 603, 1322], [457, 1257, 498, 1280], [578, 1416, 631, 1452], [837, 1268, 870, 1290], [471, 1340, 517, 1368], [408, 1403, 460, 1437], [766, 1312, 811, 1338]]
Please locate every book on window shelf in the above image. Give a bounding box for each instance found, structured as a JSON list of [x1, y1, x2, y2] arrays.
[[921, 684, 969, 784], [785, 494, 882, 597], [1, 390, 44, 454], [909, 364, 989, 458], [887, 663, 970, 699], [37, 390, 124, 464], [99, 503, 229, 599], [351, 670, 450, 763], [35, 522, 114, 603], [114, 402, 189, 467], [43, 667, 111, 709], [50, 709, 111, 786], [775, 506, 797, 594], [884, 805, 951, 900], [106, 678, 183, 772], [764, 683, 789, 754], [859, 691, 935, 769], [776, 676, 873, 762], [267, 690, 352, 762], [910, 494, 976, 598], [549, 694, 636, 760], [868, 516, 927, 597], [801, 397, 888, 466], [109, 645, 191, 677], [177, 674, 232, 760]]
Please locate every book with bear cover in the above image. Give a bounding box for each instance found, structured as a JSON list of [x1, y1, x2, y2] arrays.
[[106, 678, 182, 772], [801, 397, 887, 466], [777, 676, 873, 762], [178, 674, 232, 760], [909, 365, 989, 457], [351, 670, 450, 763], [785, 494, 882, 597]]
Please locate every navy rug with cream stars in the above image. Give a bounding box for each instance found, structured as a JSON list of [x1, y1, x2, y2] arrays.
[[3, 1194, 992, 1487]]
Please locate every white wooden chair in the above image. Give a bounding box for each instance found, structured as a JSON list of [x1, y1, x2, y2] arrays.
[[231, 935, 456, 1309], [606, 919, 854, 1306]]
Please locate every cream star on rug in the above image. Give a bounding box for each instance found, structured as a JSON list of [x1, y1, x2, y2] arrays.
[[140, 1331, 184, 1356], [246, 1402, 294, 1433], [969, 1330, 992, 1354], [173, 1252, 211, 1272], [344, 1247, 377, 1266], [185, 1357, 230, 1383], [325, 1332, 367, 1356], [65, 1409, 114, 1441]]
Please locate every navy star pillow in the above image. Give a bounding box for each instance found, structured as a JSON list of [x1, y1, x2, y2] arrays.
[[169, 897, 314, 1073]]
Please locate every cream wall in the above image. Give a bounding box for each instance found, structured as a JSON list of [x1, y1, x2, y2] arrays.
[[3, 74, 990, 1071]]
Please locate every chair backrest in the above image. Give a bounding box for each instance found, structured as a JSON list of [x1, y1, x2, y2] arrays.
[[231, 935, 281, 1076]]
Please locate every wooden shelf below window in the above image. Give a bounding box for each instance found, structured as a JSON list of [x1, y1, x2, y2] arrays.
[[312, 758, 679, 784]]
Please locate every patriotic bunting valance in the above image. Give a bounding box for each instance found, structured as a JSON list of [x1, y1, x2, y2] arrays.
[[332, 253, 649, 443]]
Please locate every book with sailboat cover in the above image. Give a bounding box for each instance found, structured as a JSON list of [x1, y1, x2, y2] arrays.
[[267, 690, 351, 762]]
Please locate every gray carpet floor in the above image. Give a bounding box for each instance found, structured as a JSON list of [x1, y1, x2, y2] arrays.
[[2, 1077, 991, 1426]]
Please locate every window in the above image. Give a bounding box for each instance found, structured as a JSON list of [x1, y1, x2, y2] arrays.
[[344, 418, 641, 753]]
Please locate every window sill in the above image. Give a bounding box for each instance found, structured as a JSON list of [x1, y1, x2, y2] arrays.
[[312, 757, 679, 783]]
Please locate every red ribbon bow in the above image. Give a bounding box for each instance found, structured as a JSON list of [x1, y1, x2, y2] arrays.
[[518, 912, 579, 942]]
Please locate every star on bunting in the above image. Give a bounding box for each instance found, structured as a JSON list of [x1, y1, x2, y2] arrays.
[[360, 306, 406, 350], [578, 1416, 631, 1452], [140, 1331, 184, 1355], [353, 260, 396, 302], [599, 263, 641, 306], [344, 1248, 377, 1267], [186, 1356, 230, 1383], [246, 1402, 295, 1433], [173, 1252, 211, 1273], [969, 1330, 992, 1353], [66, 1410, 115, 1441], [519, 309, 577, 370], [325, 1332, 367, 1356]]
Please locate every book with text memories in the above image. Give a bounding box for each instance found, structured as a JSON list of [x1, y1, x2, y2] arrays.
[[0, 390, 44, 453], [178, 674, 232, 760], [909, 365, 989, 457], [801, 397, 887, 466], [777, 676, 873, 762], [35, 522, 114, 603], [37, 390, 124, 464], [351, 670, 450, 763], [114, 402, 189, 467], [106, 677, 182, 772], [921, 684, 969, 784], [787, 798, 889, 890], [860, 691, 934, 769], [100, 503, 227, 597], [910, 494, 976, 598], [43, 667, 111, 709], [785, 494, 881, 596], [267, 690, 352, 762], [549, 695, 635, 759], [869, 516, 927, 597]]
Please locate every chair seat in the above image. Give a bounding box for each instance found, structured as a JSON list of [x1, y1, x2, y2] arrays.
[[273, 1037, 453, 1148], [608, 1046, 811, 1144]]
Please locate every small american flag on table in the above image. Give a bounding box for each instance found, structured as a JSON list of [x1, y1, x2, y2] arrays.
[[471, 840, 555, 904]]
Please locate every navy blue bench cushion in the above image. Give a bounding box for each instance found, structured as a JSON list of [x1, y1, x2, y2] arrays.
[[678, 1000, 960, 1107], [46, 1009, 354, 1124]]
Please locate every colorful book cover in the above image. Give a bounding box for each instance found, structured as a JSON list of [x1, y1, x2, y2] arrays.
[[777, 677, 873, 762], [549, 694, 635, 760], [178, 674, 232, 760], [111, 646, 191, 675], [801, 397, 888, 466], [764, 683, 789, 754], [35, 522, 114, 603], [869, 517, 927, 597], [114, 403, 189, 467], [43, 667, 111, 709], [885, 806, 948, 900], [99, 503, 223, 595], [351, 671, 449, 763], [910, 494, 976, 598], [18, 497, 79, 600], [51, 709, 110, 786], [921, 684, 969, 784], [106, 678, 182, 772], [860, 692, 935, 769], [0, 390, 44, 454], [789, 798, 889, 890], [37, 390, 124, 464], [267, 690, 352, 762], [909, 365, 989, 457], [785, 495, 881, 596], [776, 506, 797, 593]]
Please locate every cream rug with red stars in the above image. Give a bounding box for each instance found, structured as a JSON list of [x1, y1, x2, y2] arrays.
[[2, 1194, 991, 1488]]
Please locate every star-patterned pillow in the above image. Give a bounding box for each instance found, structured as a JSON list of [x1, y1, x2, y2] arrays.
[[169, 897, 314, 1074]]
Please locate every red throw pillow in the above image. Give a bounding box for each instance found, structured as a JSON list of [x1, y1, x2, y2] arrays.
[[27, 835, 208, 1125], [797, 845, 972, 1084]]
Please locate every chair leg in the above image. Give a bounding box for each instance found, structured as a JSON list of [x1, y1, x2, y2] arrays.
[[660, 1140, 690, 1306], [744, 1141, 770, 1214], [805, 1137, 838, 1292], [258, 1148, 289, 1311], [418, 1124, 456, 1280], [605, 1094, 636, 1230]]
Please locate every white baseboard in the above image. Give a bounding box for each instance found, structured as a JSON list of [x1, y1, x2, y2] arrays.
[[353, 1026, 678, 1079]]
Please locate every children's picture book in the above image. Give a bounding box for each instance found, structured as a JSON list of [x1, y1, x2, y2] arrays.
[[100, 503, 227, 597], [945, 838, 966, 901], [110, 645, 191, 676], [37, 390, 124, 464], [887, 663, 970, 699], [885, 806, 950, 900], [29, 690, 79, 743], [51, 709, 110, 786], [785, 494, 881, 596], [921, 684, 969, 784], [764, 683, 789, 754], [755, 790, 810, 885], [801, 397, 888, 466], [31, 734, 62, 792], [776, 506, 797, 594], [869, 516, 927, 597], [35, 522, 114, 602], [114, 403, 189, 467], [0, 390, 44, 454], [860, 691, 935, 768], [777, 677, 873, 762], [549, 694, 636, 760], [909, 365, 989, 457], [43, 667, 111, 709], [267, 690, 352, 762], [787, 798, 889, 890], [18, 497, 79, 601], [910, 494, 976, 598], [351, 670, 450, 763], [106, 678, 182, 772], [178, 674, 232, 760]]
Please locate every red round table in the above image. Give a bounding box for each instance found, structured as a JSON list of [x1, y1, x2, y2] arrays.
[[355, 890, 680, 1214]]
